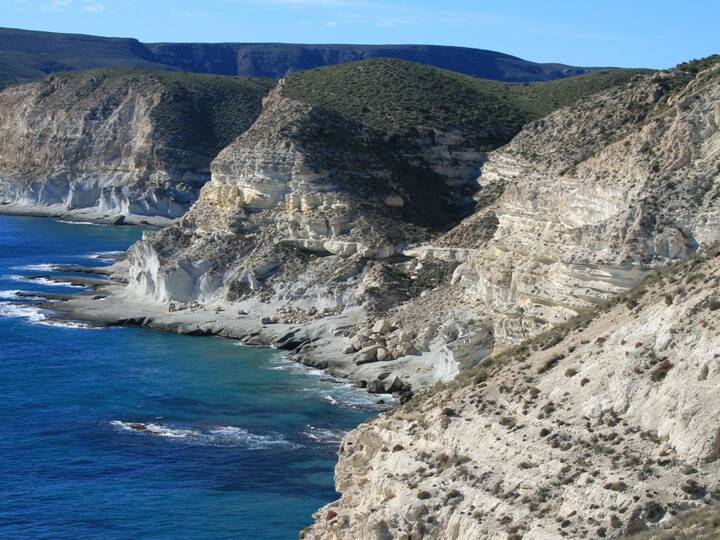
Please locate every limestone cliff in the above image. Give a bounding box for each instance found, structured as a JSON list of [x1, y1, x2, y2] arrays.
[[119, 59, 720, 390], [303, 246, 720, 539], [0, 69, 271, 223], [382, 57, 720, 367], [299, 57, 720, 540], [126, 83, 456, 303]]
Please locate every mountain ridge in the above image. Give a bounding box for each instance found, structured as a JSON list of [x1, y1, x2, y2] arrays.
[[0, 26, 609, 87]]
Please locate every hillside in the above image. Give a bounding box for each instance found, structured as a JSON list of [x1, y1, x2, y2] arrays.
[[296, 55, 720, 540], [0, 69, 272, 223], [145, 41, 598, 81], [283, 58, 648, 149], [0, 26, 603, 87], [0, 27, 171, 87], [0, 57, 639, 226], [304, 245, 720, 539]]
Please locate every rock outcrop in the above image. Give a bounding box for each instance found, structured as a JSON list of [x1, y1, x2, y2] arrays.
[[383, 57, 720, 368], [303, 246, 720, 540], [31, 53, 719, 539], [0, 69, 271, 224], [124, 86, 452, 351]]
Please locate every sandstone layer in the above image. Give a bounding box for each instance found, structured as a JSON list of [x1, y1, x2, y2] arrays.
[[303, 246, 720, 539], [0, 70, 271, 224], [42, 58, 720, 538]]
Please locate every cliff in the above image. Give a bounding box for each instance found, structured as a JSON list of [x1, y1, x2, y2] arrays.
[[303, 246, 720, 539], [88, 60, 641, 391], [299, 57, 720, 539], [16, 49, 717, 540], [377, 56, 720, 371], [0, 69, 272, 223]]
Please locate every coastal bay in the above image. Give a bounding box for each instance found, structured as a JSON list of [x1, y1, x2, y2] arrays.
[[0, 214, 380, 539]]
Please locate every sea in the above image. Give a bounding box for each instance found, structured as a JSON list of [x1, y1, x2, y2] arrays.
[[0, 214, 379, 539]]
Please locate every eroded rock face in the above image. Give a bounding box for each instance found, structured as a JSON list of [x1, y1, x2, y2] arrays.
[[303, 248, 720, 540], [0, 71, 270, 223], [125, 61, 720, 386], [126, 84, 461, 304], [398, 62, 720, 353]]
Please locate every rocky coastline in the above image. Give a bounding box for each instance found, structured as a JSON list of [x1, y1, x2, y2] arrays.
[[2, 54, 719, 539]]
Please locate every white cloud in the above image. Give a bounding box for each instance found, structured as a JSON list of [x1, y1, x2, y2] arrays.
[[44, 0, 72, 10], [83, 1, 104, 12]]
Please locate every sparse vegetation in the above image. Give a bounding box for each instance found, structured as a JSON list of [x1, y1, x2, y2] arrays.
[[283, 58, 648, 149], [32, 68, 273, 160]]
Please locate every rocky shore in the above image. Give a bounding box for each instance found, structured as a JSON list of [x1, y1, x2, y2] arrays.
[[2, 54, 719, 539], [39, 260, 438, 399]]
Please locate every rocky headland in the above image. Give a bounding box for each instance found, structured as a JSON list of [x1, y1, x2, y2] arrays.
[[0, 69, 271, 224], [5, 54, 720, 538]]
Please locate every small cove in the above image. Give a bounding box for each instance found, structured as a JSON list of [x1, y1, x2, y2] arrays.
[[0, 214, 379, 539]]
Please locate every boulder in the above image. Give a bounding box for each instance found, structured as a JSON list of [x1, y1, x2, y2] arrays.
[[355, 344, 382, 365], [367, 380, 385, 394], [372, 319, 393, 335], [398, 329, 415, 342], [393, 341, 418, 357], [441, 324, 459, 341], [385, 376, 406, 393], [349, 333, 369, 352], [376, 347, 389, 361]]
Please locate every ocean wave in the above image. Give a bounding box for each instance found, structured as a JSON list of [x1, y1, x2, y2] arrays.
[[13, 263, 58, 272], [58, 219, 105, 226], [0, 301, 94, 328], [0, 302, 47, 322], [110, 421, 200, 439], [303, 426, 347, 445], [266, 355, 327, 378], [264, 353, 393, 409], [109, 421, 298, 449], [86, 250, 124, 262], [8, 275, 85, 288], [316, 390, 389, 410], [0, 290, 21, 299], [43, 319, 94, 329]]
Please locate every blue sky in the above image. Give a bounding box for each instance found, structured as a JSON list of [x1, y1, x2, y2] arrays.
[[1, 0, 718, 68]]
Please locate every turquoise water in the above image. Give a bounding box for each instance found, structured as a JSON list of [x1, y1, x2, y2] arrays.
[[0, 214, 377, 539]]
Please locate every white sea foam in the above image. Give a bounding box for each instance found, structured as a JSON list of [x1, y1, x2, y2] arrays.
[[42, 319, 94, 329], [9, 275, 85, 288], [206, 426, 297, 449], [0, 290, 21, 299], [110, 421, 200, 439], [266, 354, 327, 378], [0, 302, 47, 322], [110, 421, 298, 449], [14, 263, 58, 272], [84, 251, 124, 263], [58, 220, 104, 226], [303, 426, 346, 444], [0, 301, 94, 328], [263, 352, 391, 409]]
